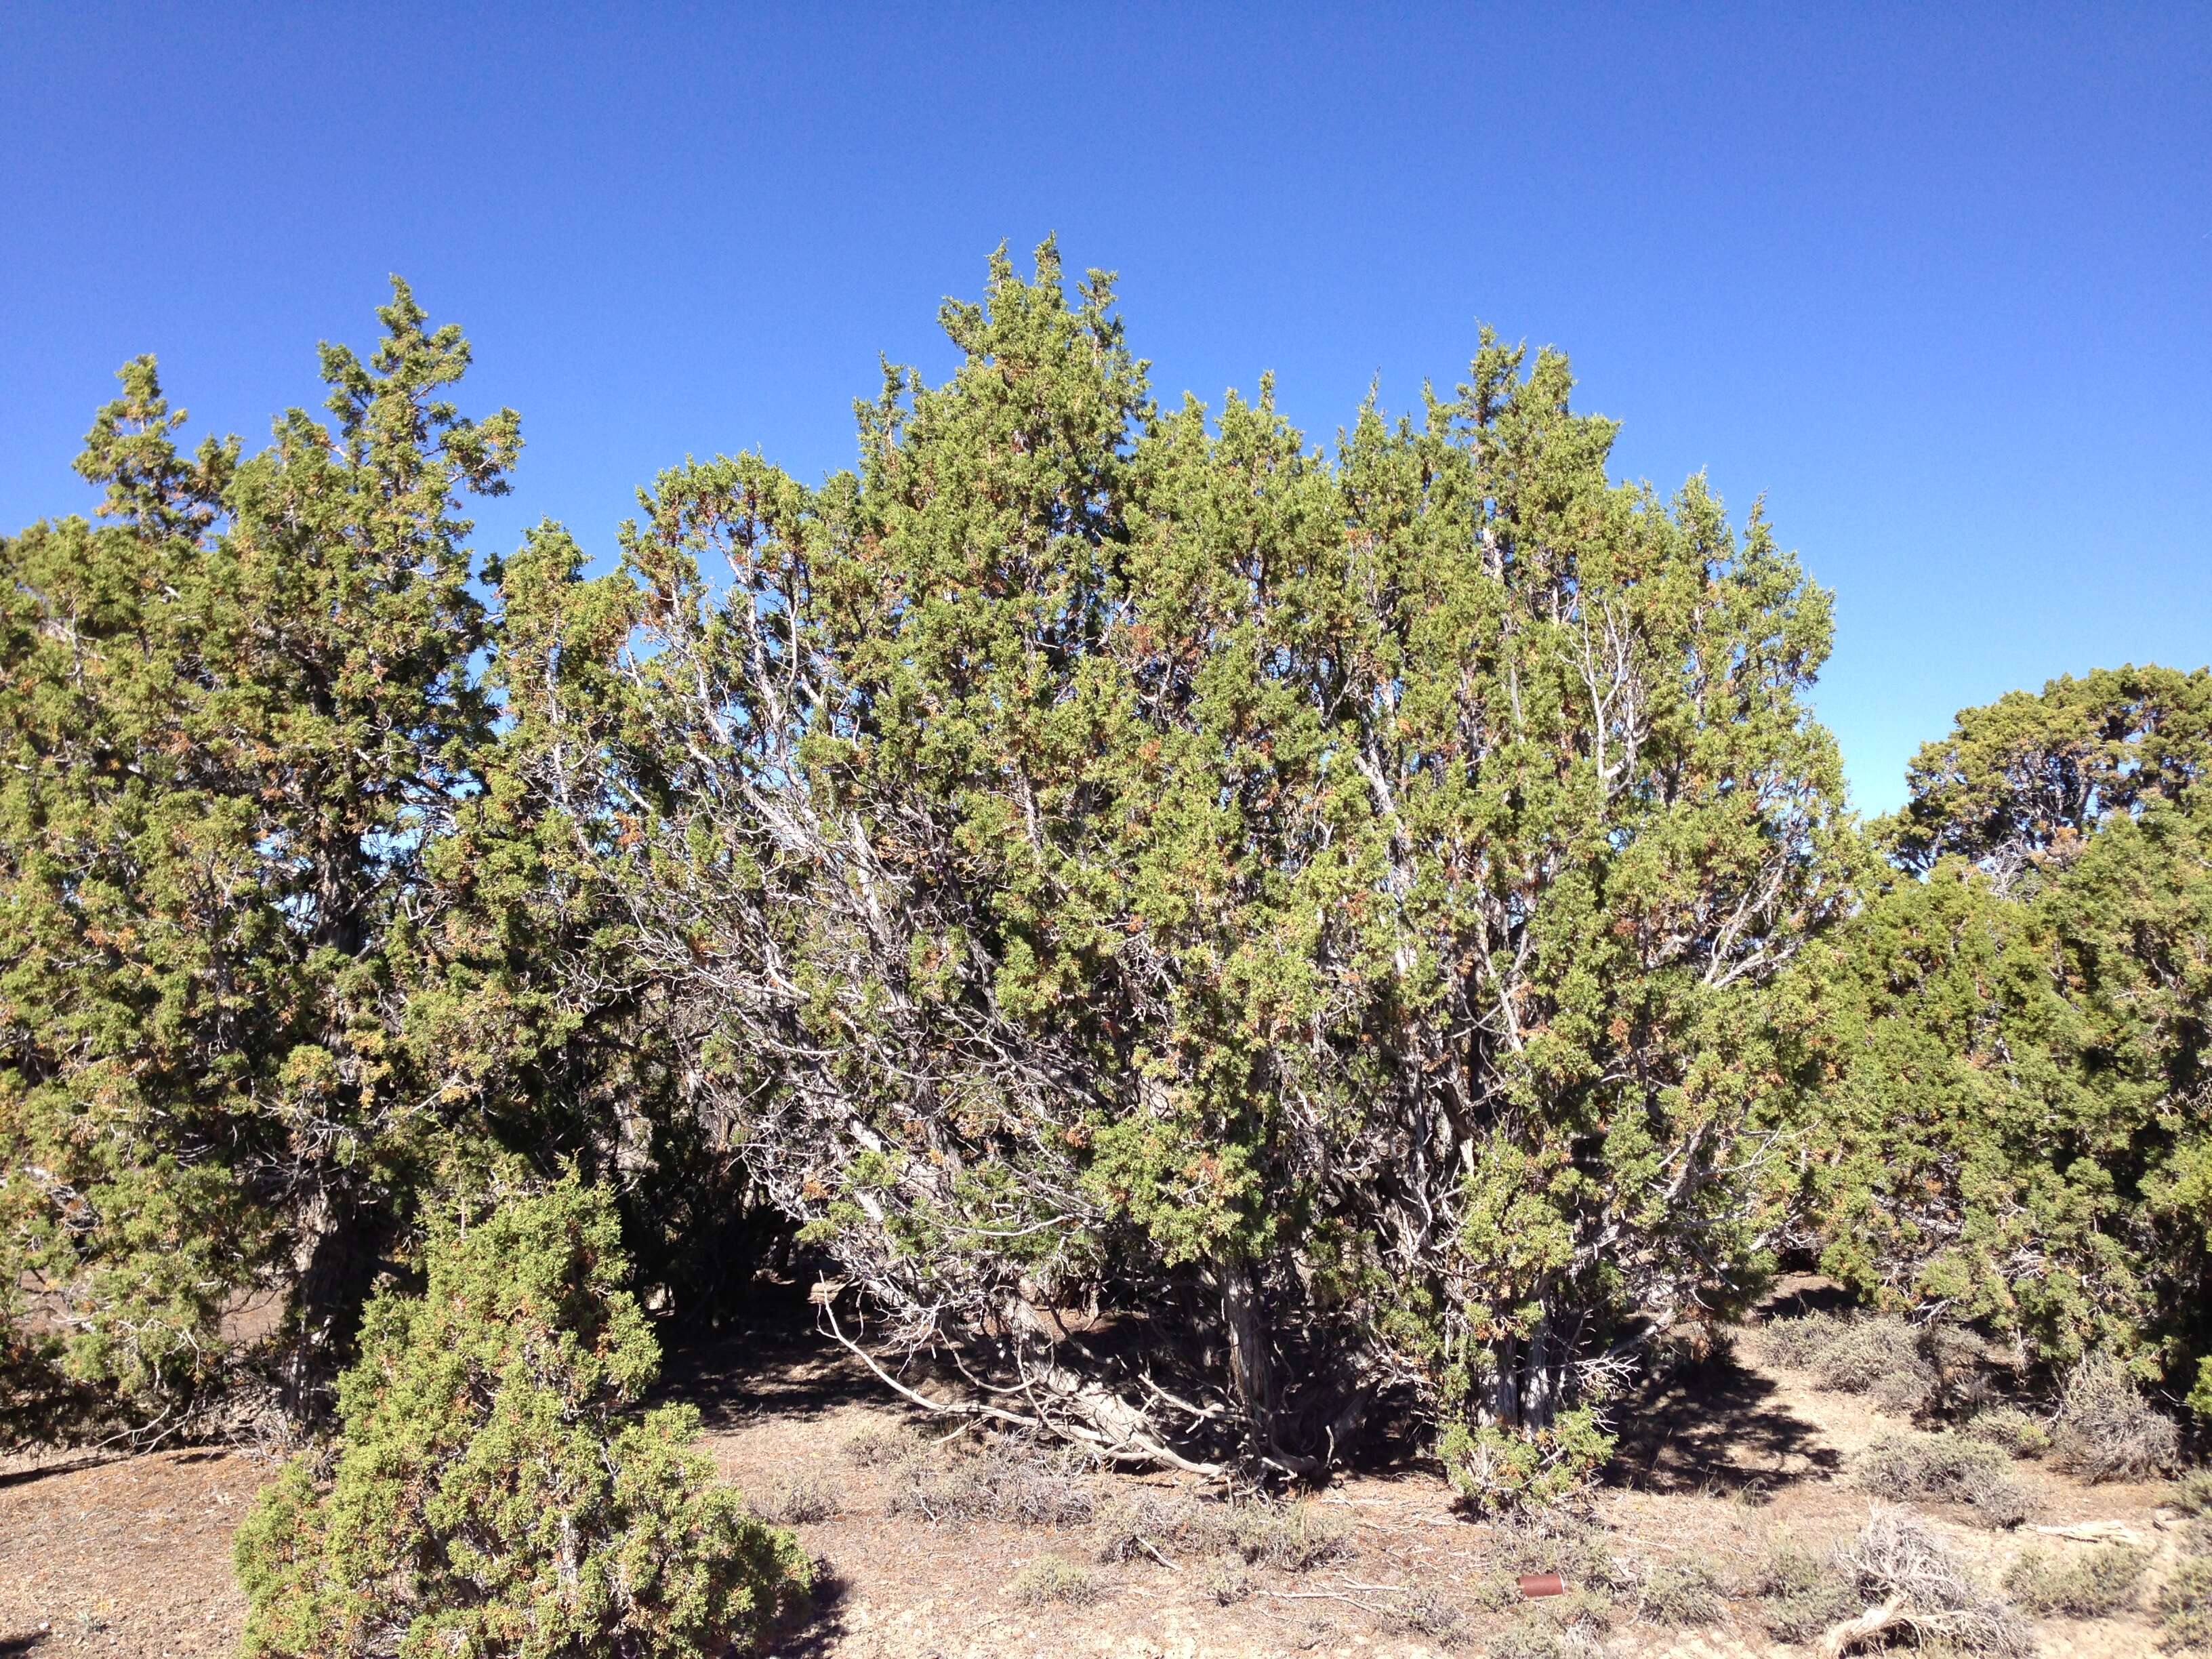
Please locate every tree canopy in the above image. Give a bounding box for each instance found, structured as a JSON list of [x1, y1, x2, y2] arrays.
[[2, 246, 2205, 1502]]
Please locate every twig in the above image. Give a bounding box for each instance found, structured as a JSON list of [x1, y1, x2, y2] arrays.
[[1135, 1535, 1181, 1573], [817, 1298, 1041, 1433], [2029, 1520, 2148, 1547], [1258, 1589, 1396, 1616]]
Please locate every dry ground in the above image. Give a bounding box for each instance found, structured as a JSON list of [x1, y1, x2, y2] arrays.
[[0, 1284, 2195, 1658]]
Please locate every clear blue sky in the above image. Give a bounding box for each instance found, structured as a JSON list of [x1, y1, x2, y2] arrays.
[[4, 4, 2207, 813]]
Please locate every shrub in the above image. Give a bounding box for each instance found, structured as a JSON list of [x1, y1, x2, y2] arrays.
[[1479, 1507, 1631, 1599], [1761, 1311, 1936, 1412], [230, 1181, 808, 1659], [2051, 1355, 2180, 1481], [2160, 1557, 2212, 1653], [2003, 1544, 2148, 1618], [1094, 1492, 1188, 1563], [886, 1441, 1096, 1528], [1803, 673, 2212, 1428], [1487, 1592, 1612, 1659], [840, 1420, 924, 1468], [1856, 1431, 2035, 1527], [1203, 1559, 1252, 1605], [1965, 1405, 2053, 1459], [1010, 1555, 1098, 1607], [1384, 1584, 1468, 1643], [1632, 1557, 1725, 1626], [1439, 1408, 1613, 1515], [1090, 1488, 1351, 1574], [2173, 1469, 2212, 1516], [569, 245, 1858, 1483], [1752, 1542, 1860, 1643], [1224, 1498, 1354, 1572], [1835, 1506, 2034, 1658], [758, 1471, 845, 1525], [0, 1310, 107, 1450]]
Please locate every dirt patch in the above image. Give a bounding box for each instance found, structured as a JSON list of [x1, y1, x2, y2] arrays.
[[0, 1447, 254, 1656]]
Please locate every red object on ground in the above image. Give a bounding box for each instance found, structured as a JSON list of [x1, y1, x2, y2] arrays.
[[1517, 1572, 1566, 1599]]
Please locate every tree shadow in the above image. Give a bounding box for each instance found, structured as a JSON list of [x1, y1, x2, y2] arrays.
[[0, 1456, 109, 1490], [769, 1565, 852, 1658], [1606, 1343, 1841, 1498], [1759, 1278, 1858, 1322], [0, 1633, 48, 1655], [657, 1285, 920, 1433]]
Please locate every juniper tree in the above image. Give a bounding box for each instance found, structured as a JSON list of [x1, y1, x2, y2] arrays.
[[0, 283, 517, 1416], [233, 1179, 806, 1659], [1885, 665, 2211, 884], [1794, 669, 2212, 1418], [528, 243, 1856, 1479], [422, 523, 776, 1314]]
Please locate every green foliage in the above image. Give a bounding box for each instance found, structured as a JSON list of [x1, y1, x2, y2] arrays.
[[1437, 1408, 1615, 1514], [0, 286, 771, 1431], [0, 287, 517, 1414], [1790, 669, 2212, 1422], [1965, 1406, 2052, 1460], [1885, 665, 2211, 880], [5, 243, 2205, 1521], [0, 1280, 104, 1446], [232, 1179, 807, 1659], [533, 240, 1855, 1472], [2003, 1544, 2148, 1618]]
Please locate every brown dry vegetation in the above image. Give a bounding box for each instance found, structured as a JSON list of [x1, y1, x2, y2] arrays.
[[3, 1281, 2203, 1659]]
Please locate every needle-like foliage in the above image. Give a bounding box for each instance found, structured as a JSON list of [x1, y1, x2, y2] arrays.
[[232, 1179, 807, 1659], [510, 242, 1856, 1478]]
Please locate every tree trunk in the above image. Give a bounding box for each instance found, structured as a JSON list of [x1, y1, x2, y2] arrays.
[[1218, 1263, 1275, 1455], [281, 1186, 388, 1422]]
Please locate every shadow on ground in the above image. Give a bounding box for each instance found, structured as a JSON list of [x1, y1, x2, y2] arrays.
[[771, 1568, 851, 1659], [655, 1277, 935, 1434], [1608, 1343, 1841, 1497]]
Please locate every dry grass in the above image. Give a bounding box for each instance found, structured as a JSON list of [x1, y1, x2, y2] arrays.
[[2003, 1544, 2148, 1618], [1486, 1592, 1612, 1659], [1088, 1490, 1352, 1574], [1010, 1553, 1099, 1607], [2051, 1355, 2180, 1482], [2170, 1468, 2212, 1517], [1629, 1555, 1726, 1626], [838, 1420, 924, 1468], [1223, 1498, 1353, 1571], [1855, 1430, 2036, 1527], [1382, 1583, 1469, 1644], [1202, 1557, 1252, 1605], [1090, 1491, 1205, 1563], [1480, 1505, 1627, 1591], [1834, 1504, 2034, 1657]]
